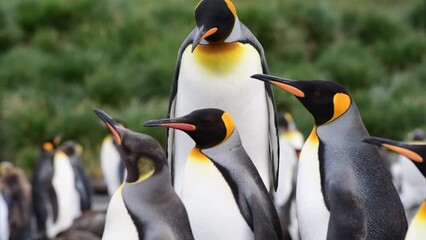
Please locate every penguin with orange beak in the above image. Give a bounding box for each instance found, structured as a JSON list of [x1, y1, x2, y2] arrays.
[[168, 0, 279, 197], [251, 74, 407, 239], [145, 108, 282, 240]]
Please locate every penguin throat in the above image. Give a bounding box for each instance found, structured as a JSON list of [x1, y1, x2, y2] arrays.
[[192, 42, 244, 73], [128, 157, 155, 184]]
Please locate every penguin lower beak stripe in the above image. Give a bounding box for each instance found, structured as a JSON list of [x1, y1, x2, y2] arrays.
[[144, 120, 196, 131], [191, 26, 218, 52], [382, 144, 423, 163], [160, 123, 196, 131], [251, 74, 305, 97], [363, 137, 424, 163], [271, 82, 305, 98], [93, 109, 123, 145]]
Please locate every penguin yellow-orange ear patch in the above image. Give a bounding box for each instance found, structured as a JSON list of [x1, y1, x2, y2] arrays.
[[224, 0, 237, 17], [328, 93, 351, 123], [383, 144, 423, 163], [43, 142, 54, 152], [221, 112, 235, 141]]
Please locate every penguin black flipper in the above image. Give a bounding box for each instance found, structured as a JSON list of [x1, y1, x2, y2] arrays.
[[201, 130, 283, 240], [74, 162, 92, 211], [166, 28, 197, 181]]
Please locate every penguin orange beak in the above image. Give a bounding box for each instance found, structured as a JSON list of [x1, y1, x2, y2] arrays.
[[144, 118, 196, 131], [251, 74, 306, 98], [192, 25, 218, 52], [94, 109, 124, 145], [363, 137, 423, 163]]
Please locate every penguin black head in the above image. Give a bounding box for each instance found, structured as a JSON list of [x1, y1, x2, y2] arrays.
[[94, 109, 167, 183], [252, 74, 351, 126], [59, 141, 83, 157], [363, 137, 426, 177], [40, 134, 63, 153], [144, 108, 235, 149], [192, 0, 238, 51]]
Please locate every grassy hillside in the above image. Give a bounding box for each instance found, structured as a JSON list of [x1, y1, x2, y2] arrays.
[[0, 0, 425, 175]]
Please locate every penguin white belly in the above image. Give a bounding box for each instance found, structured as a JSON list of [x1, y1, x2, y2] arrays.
[[102, 187, 139, 240], [181, 150, 253, 240], [101, 136, 123, 196], [48, 152, 81, 238], [296, 129, 330, 240], [174, 43, 270, 194], [0, 193, 9, 240]]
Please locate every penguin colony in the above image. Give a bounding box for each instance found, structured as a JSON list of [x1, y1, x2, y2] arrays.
[[0, 0, 423, 240]]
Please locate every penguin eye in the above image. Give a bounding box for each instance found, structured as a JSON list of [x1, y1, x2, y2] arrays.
[[313, 91, 321, 98], [200, 120, 212, 128]]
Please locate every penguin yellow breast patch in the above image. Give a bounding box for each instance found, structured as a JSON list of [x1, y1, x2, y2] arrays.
[[306, 127, 319, 145], [189, 148, 210, 163], [405, 201, 426, 239], [192, 42, 245, 73], [383, 144, 423, 163]]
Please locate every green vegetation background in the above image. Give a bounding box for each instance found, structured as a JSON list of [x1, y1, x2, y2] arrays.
[[0, 0, 425, 176]]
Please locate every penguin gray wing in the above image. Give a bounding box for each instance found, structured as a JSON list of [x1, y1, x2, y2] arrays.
[[166, 28, 197, 179], [239, 22, 280, 190], [326, 171, 367, 240], [72, 156, 92, 211]]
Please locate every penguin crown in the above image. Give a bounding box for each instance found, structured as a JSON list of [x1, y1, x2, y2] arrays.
[[144, 108, 235, 149]]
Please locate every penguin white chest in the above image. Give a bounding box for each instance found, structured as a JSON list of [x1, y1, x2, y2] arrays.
[[0, 193, 9, 240], [181, 149, 253, 240], [174, 43, 270, 194], [101, 136, 123, 196], [296, 129, 330, 240], [102, 186, 139, 240], [48, 152, 80, 238]]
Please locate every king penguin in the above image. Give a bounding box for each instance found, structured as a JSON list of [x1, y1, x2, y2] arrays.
[[144, 108, 283, 240], [32, 135, 62, 239], [60, 141, 92, 213], [168, 0, 279, 195], [32, 135, 81, 239], [363, 137, 426, 240], [93, 109, 194, 240], [252, 74, 408, 239]]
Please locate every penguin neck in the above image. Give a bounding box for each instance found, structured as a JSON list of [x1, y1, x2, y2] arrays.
[[125, 158, 158, 184], [192, 41, 245, 73]]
